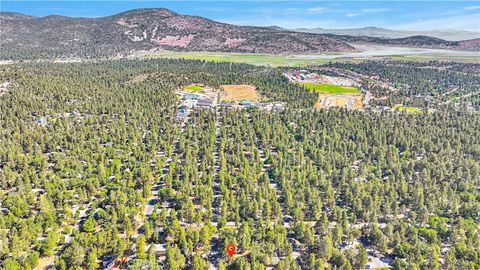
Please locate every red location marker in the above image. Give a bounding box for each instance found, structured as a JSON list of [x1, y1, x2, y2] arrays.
[[226, 243, 236, 257]]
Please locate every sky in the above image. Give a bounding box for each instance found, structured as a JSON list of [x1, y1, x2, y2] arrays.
[[1, 1, 480, 31]]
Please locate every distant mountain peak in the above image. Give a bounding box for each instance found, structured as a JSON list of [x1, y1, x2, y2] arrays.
[[0, 11, 37, 20], [41, 14, 71, 20], [113, 8, 178, 18], [359, 26, 387, 30], [267, 26, 286, 30], [294, 27, 480, 41]]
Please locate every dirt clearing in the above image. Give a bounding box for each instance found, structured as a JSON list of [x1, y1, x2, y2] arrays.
[[315, 93, 364, 109], [126, 74, 149, 84], [221, 84, 259, 102]]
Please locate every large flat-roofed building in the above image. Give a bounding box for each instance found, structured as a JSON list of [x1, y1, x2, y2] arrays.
[[219, 102, 233, 107], [196, 99, 213, 107], [241, 99, 254, 106], [183, 93, 200, 100]]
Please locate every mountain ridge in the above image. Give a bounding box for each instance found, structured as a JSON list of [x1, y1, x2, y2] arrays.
[[1, 8, 478, 60], [0, 8, 355, 59], [294, 26, 480, 41], [320, 34, 480, 50]]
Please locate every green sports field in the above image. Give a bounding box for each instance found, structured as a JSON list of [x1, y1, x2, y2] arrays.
[[300, 83, 361, 94], [184, 84, 204, 91]]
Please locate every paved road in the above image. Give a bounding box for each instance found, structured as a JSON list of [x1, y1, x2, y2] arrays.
[[209, 108, 223, 270]]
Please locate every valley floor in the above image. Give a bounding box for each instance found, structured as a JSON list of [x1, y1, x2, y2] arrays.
[[141, 44, 480, 66]]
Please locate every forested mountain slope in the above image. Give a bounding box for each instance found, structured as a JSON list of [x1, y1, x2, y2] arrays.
[[0, 8, 354, 60]]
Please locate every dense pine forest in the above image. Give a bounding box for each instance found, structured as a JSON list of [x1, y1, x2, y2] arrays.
[[0, 59, 479, 270]]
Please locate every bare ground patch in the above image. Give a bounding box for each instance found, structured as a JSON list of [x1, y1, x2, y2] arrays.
[[127, 74, 149, 84], [151, 35, 195, 48], [34, 255, 54, 270], [315, 93, 364, 109], [221, 84, 259, 102]]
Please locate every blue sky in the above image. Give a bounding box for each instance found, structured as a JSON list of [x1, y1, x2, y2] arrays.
[[1, 1, 480, 31]]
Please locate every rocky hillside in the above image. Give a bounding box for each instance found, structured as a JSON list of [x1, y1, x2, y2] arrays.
[[0, 8, 355, 59]]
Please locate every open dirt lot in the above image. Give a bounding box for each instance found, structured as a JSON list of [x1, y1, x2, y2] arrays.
[[221, 84, 259, 102], [315, 93, 364, 109]]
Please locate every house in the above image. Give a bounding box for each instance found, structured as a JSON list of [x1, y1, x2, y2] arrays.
[[175, 114, 184, 122], [273, 104, 285, 112], [258, 103, 274, 111], [102, 255, 117, 269], [102, 255, 130, 269], [0, 201, 8, 214], [36, 117, 47, 125], [154, 244, 167, 255], [32, 188, 45, 194]]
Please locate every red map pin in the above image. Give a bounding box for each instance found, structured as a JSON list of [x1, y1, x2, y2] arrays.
[[226, 243, 236, 257]]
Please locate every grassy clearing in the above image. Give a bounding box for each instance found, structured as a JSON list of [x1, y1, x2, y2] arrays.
[[144, 51, 356, 67], [143, 51, 480, 67], [143, 50, 479, 68], [184, 84, 204, 91], [301, 83, 361, 94], [222, 85, 259, 102], [393, 105, 423, 113]]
